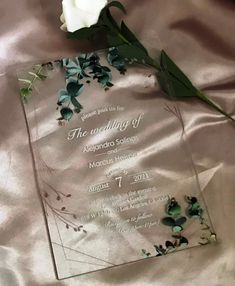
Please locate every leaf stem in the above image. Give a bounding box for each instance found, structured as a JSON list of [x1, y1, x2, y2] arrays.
[[116, 31, 161, 70], [197, 91, 235, 122], [28, 65, 43, 90], [117, 33, 130, 45], [146, 57, 161, 71]]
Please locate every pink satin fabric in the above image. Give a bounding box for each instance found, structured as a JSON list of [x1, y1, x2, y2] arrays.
[[0, 0, 235, 285]]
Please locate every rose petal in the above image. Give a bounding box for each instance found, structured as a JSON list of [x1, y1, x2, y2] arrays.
[[74, 0, 107, 15], [61, 0, 108, 32]]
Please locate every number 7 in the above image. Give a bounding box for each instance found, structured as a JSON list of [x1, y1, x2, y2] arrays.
[[115, 176, 122, 188]]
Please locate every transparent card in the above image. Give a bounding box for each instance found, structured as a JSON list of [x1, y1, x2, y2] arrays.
[[17, 48, 216, 280]]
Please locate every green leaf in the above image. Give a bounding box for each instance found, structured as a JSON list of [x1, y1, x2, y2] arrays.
[[68, 25, 104, 40], [58, 90, 70, 103], [191, 202, 201, 211], [20, 88, 31, 99], [197, 91, 235, 122], [18, 79, 32, 85], [37, 73, 47, 80], [67, 82, 84, 97], [167, 203, 182, 217], [186, 196, 198, 204], [161, 51, 195, 89], [188, 208, 202, 218], [101, 1, 126, 35], [107, 32, 125, 47], [28, 72, 40, 79], [165, 241, 175, 249], [60, 107, 73, 121], [71, 97, 82, 109], [179, 237, 189, 246], [120, 21, 148, 54], [104, 1, 126, 15], [175, 217, 187, 226], [116, 44, 150, 64], [157, 50, 198, 98], [161, 217, 175, 226], [157, 70, 197, 98], [172, 225, 183, 233]]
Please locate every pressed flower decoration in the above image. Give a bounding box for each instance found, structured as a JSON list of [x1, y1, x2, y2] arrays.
[[142, 196, 216, 258], [56, 53, 113, 123]]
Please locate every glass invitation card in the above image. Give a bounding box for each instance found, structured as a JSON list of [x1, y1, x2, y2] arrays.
[[18, 49, 216, 280]]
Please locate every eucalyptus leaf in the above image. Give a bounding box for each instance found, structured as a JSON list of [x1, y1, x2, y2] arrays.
[[37, 73, 47, 80], [161, 217, 175, 226], [180, 237, 189, 246], [188, 209, 202, 218], [60, 107, 73, 121], [190, 202, 201, 211], [172, 225, 183, 233], [58, 90, 70, 104], [28, 72, 40, 79], [67, 82, 84, 97], [20, 88, 31, 99], [186, 196, 198, 204], [175, 216, 187, 226], [102, 66, 111, 72], [71, 97, 82, 109], [19, 79, 32, 85], [165, 241, 175, 249], [107, 47, 127, 73], [167, 202, 182, 217]]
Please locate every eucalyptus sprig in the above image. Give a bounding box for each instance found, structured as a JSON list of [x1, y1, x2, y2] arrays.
[[18, 64, 48, 102], [57, 53, 114, 122], [68, 1, 235, 122]]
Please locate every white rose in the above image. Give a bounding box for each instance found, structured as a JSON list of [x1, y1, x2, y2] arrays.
[[60, 0, 108, 33]]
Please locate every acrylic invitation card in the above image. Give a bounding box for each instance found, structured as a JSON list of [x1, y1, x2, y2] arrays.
[[18, 49, 216, 280]]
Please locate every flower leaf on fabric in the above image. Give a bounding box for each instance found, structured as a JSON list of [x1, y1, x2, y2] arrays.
[[157, 50, 235, 121], [120, 21, 148, 55], [100, 1, 126, 35], [157, 50, 198, 98]]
